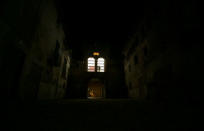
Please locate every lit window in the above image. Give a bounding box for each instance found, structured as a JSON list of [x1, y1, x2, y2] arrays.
[[88, 57, 95, 72], [97, 58, 105, 72], [93, 52, 100, 56]]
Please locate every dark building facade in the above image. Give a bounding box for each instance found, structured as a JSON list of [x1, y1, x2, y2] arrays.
[[66, 43, 127, 98], [4, 0, 202, 130], [2, 0, 71, 100], [2, 0, 201, 103], [123, 1, 202, 103]]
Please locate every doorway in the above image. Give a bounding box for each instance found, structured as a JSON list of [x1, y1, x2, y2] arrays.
[[87, 78, 105, 99]]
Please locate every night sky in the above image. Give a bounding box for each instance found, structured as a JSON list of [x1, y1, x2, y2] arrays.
[[56, 1, 145, 49]]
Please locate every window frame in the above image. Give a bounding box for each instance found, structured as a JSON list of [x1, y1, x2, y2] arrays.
[[87, 57, 95, 72], [97, 57, 105, 72]]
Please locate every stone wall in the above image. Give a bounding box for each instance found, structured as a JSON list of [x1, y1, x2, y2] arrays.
[[2, 0, 71, 100], [123, 1, 201, 103]]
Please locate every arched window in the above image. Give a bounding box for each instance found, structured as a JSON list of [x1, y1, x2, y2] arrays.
[[97, 58, 105, 72], [88, 57, 95, 72]]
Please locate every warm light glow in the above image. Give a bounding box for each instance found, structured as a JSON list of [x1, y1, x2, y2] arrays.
[[93, 52, 100, 56], [88, 57, 95, 72], [89, 89, 95, 97], [97, 58, 105, 72]]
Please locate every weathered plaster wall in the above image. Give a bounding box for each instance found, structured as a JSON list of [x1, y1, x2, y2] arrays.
[[123, 1, 201, 103], [2, 0, 71, 100]]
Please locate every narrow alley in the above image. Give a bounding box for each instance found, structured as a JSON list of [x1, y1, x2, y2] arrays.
[[3, 0, 201, 130]]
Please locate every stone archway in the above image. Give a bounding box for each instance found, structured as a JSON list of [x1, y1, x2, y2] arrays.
[[87, 78, 105, 99]]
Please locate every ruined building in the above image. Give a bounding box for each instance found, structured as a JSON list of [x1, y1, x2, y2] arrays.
[[3, 0, 201, 130]]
